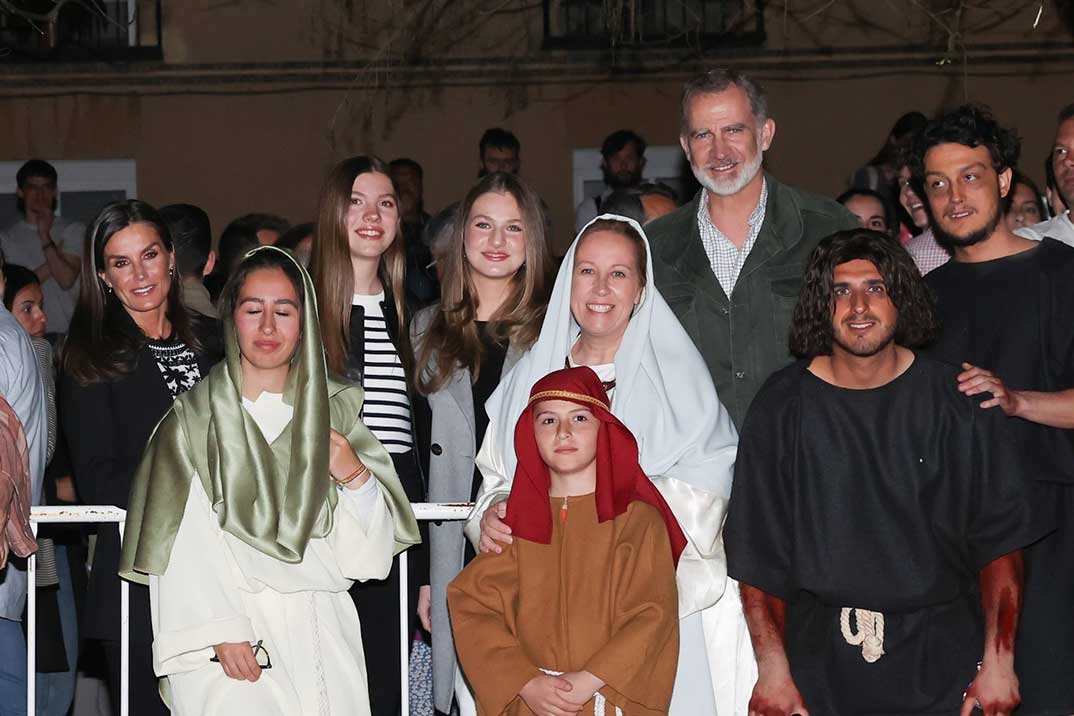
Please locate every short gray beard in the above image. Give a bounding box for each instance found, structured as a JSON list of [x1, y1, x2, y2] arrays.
[[690, 139, 764, 197]]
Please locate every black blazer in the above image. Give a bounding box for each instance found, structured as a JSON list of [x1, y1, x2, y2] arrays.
[[345, 293, 429, 585], [60, 322, 221, 643]]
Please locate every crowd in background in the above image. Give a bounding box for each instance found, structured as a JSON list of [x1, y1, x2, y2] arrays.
[[0, 65, 1072, 716]]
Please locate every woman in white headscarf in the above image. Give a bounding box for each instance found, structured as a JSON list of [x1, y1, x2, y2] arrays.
[[465, 215, 754, 716]]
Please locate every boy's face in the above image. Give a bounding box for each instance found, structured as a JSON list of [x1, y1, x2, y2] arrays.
[[532, 399, 599, 477]]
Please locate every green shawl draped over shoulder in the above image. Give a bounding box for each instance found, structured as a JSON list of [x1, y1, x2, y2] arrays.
[[118, 246, 420, 586]]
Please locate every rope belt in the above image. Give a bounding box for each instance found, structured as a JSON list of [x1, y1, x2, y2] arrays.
[[539, 669, 622, 716], [840, 607, 885, 663]]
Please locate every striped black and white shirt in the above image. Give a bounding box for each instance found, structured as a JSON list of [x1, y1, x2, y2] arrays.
[[352, 293, 413, 453]]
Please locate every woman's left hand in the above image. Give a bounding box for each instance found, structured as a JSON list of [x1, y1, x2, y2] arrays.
[[328, 429, 371, 489]]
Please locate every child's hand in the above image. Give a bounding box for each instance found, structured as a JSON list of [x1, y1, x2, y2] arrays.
[[560, 671, 605, 705], [478, 499, 512, 554], [519, 674, 582, 716]]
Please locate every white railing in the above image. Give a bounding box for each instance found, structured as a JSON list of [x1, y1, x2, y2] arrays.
[[26, 503, 473, 716]]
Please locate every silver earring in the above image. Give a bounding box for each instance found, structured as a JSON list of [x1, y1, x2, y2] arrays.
[[169, 265, 175, 277]]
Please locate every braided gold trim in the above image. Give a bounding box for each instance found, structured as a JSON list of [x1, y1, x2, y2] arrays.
[[527, 389, 609, 411]]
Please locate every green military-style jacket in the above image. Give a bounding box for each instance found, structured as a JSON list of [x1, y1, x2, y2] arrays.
[[648, 174, 857, 428]]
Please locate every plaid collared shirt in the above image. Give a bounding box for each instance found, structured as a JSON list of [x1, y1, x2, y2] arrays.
[[904, 228, 950, 275], [696, 179, 768, 297]]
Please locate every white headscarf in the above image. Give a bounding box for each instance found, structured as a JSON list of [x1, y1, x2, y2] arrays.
[[470, 214, 738, 615]]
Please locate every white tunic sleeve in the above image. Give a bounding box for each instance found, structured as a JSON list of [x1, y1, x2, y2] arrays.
[[150, 475, 255, 677], [464, 423, 512, 547], [328, 476, 396, 582]]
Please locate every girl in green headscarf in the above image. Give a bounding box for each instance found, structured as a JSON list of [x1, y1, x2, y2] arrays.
[[119, 246, 419, 716]]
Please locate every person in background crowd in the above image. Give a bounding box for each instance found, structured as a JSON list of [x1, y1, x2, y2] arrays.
[[1004, 171, 1046, 232], [2, 263, 47, 340], [915, 104, 1074, 716], [3, 262, 77, 716], [1016, 103, 1074, 247], [1043, 149, 1068, 218], [159, 203, 218, 319], [450, 367, 682, 716], [411, 171, 552, 716], [895, 152, 950, 274], [0, 249, 47, 716], [472, 215, 742, 716], [423, 205, 460, 283], [205, 213, 290, 302], [60, 200, 221, 716], [390, 158, 439, 306], [309, 155, 427, 716], [390, 158, 429, 231], [849, 111, 928, 196], [599, 189, 647, 226], [635, 181, 679, 224], [836, 187, 898, 239], [0, 160, 83, 335], [726, 229, 1045, 716], [275, 222, 315, 267], [647, 68, 857, 429], [478, 128, 521, 177], [119, 246, 418, 716], [574, 130, 647, 231]]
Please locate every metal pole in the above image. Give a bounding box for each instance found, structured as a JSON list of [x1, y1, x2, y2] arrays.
[[118, 520, 129, 716], [24, 504, 474, 716], [26, 522, 38, 715], [399, 549, 409, 716]]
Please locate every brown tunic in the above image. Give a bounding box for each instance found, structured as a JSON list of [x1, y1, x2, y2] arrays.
[[448, 494, 679, 716]]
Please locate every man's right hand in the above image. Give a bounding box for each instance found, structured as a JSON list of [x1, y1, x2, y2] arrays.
[[212, 642, 262, 682], [35, 210, 54, 240], [478, 499, 512, 554], [519, 674, 582, 716], [748, 672, 810, 716]]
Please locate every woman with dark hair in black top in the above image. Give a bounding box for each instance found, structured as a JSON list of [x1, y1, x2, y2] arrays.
[[60, 200, 221, 716]]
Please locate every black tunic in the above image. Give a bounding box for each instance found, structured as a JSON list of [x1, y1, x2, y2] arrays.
[[925, 239, 1074, 716], [725, 357, 1048, 716]]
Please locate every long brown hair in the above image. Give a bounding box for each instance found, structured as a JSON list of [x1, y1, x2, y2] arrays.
[[309, 156, 410, 377], [416, 172, 552, 394], [64, 200, 203, 385]]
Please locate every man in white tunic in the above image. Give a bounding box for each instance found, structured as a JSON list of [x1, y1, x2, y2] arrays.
[[119, 247, 420, 715]]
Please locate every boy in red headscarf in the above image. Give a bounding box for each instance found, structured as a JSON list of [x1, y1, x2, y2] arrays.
[[448, 367, 683, 716]]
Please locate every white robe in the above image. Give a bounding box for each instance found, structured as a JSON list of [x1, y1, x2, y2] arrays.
[[149, 392, 396, 716]]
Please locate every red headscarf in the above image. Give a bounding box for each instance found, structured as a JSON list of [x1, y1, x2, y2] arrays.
[[503, 366, 687, 566]]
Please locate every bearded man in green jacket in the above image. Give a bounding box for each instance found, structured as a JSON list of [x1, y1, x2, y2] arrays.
[[647, 69, 858, 428]]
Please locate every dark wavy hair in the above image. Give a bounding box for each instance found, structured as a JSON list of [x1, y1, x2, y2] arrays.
[[789, 229, 938, 359], [64, 200, 204, 384], [909, 104, 1021, 183]]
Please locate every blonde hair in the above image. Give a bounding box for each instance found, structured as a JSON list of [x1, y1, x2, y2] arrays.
[[416, 173, 552, 394]]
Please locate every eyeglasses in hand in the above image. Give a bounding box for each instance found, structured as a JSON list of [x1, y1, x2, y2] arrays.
[[209, 639, 273, 669]]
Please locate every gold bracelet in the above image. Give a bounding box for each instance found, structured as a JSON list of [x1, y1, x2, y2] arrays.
[[336, 464, 369, 486]]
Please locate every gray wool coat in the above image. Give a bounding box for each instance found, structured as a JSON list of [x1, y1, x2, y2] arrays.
[[411, 305, 524, 712]]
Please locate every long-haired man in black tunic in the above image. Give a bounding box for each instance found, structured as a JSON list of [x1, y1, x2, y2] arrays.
[[912, 105, 1074, 716], [725, 229, 1050, 716]]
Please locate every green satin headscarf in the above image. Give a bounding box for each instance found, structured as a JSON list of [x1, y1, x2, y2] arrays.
[[119, 245, 420, 585]]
